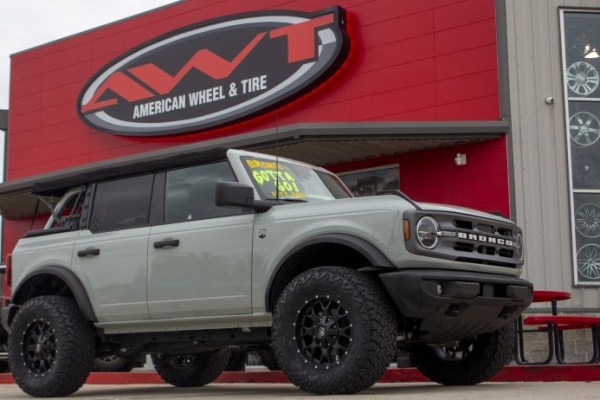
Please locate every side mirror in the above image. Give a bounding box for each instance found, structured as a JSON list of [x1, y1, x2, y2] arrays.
[[215, 181, 272, 212]]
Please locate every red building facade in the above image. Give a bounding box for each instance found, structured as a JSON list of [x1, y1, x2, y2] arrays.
[[4, 0, 508, 256]]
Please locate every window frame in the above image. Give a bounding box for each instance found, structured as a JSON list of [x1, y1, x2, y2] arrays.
[[88, 173, 156, 233]]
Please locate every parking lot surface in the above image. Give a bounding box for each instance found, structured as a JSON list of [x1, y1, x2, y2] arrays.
[[1, 382, 599, 399]]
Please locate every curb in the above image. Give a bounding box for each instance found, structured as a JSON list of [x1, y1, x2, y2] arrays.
[[2, 365, 599, 385]]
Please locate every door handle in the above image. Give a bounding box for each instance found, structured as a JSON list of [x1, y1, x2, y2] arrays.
[[153, 238, 180, 249], [77, 247, 100, 257]]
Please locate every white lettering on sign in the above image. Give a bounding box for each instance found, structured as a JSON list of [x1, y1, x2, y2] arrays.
[[188, 86, 226, 106], [133, 95, 186, 119], [241, 75, 267, 94]]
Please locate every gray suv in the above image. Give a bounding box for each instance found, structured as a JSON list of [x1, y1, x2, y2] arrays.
[[0, 148, 532, 397]]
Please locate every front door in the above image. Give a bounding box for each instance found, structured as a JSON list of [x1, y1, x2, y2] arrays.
[[147, 161, 253, 319]]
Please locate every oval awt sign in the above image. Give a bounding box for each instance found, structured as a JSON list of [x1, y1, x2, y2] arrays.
[[78, 7, 349, 136]]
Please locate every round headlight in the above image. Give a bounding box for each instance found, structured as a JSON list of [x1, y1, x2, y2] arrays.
[[416, 216, 440, 249], [515, 233, 524, 261]]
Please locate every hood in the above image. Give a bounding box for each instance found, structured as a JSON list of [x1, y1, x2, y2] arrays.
[[417, 202, 514, 225]]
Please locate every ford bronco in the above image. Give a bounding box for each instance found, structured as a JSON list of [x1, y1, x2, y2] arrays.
[[0, 148, 532, 396]]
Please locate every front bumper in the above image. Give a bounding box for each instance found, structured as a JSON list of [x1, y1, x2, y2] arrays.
[[380, 269, 533, 344]]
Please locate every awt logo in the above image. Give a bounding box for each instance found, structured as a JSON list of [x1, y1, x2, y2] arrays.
[[78, 7, 349, 136]]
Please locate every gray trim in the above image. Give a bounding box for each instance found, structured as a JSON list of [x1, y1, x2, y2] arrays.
[[0, 110, 7, 132], [12, 266, 97, 322], [496, 0, 517, 223]]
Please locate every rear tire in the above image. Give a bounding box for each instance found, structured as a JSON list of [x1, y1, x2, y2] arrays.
[[272, 267, 396, 395], [410, 323, 515, 385], [152, 349, 230, 387], [93, 354, 136, 372], [8, 296, 96, 397], [258, 348, 280, 371]]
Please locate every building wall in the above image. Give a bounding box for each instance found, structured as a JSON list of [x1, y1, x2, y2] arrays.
[[4, 0, 508, 256], [8, 0, 500, 180], [505, 0, 600, 310]]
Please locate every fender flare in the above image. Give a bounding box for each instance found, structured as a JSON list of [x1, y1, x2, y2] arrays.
[[265, 233, 393, 310], [12, 266, 97, 323]]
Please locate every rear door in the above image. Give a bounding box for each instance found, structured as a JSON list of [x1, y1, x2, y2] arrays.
[[72, 174, 154, 322]]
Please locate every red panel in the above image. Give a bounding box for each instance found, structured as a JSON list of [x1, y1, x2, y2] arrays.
[[360, 11, 434, 49], [41, 62, 92, 91], [358, 34, 435, 74], [352, 59, 436, 99], [9, 75, 42, 101], [435, 44, 497, 81], [350, 83, 437, 120], [9, 57, 42, 82], [436, 69, 498, 105], [41, 42, 92, 74], [435, 19, 497, 55], [436, 95, 499, 120], [433, 0, 495, 32], [9, 93, 41, 117], [8, 130, 40, 152], [350, 0, 434, 26]]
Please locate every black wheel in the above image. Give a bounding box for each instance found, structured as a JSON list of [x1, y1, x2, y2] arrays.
[[152, 348, 230, 387], [93, 354, 136, 372], [258, 348, 280, 371], [272, 267, 396, 395], [8, 296, 96, 397], [410, 323, 515, 385]]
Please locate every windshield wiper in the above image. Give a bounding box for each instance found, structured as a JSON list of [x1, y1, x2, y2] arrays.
[[265, 198, 308, 203]]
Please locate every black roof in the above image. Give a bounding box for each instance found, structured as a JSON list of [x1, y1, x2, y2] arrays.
[[0, 147, 228, 220], [31, 147, 228, 195]]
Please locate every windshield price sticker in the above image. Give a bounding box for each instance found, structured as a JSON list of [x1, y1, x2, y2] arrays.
[[245, 159, 306, 199]]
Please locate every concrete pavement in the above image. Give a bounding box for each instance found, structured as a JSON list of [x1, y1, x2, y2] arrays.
[[1, 382, 599, 399]]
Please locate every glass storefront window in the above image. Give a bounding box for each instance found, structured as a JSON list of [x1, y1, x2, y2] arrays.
[[338, 165, 399, 198], [562, 11, 600, 284]]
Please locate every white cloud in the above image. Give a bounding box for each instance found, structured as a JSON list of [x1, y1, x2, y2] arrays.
[[0, 0, 179, 110]]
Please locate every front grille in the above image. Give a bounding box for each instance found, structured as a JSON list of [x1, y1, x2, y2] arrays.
[[405, 210, 524, 268]]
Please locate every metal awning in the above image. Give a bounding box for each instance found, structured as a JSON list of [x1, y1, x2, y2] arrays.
[[0, 120, 508, 220]]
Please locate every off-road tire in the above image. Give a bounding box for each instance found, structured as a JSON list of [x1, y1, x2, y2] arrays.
[[410, 323, 515, 385], [258, 348, 280, 371], [152, 348, 230, 387], [8, 296, 96, 397], [272, 266, 396, 395], [225, 349, 247, 371], [93, 355, 136, 372]]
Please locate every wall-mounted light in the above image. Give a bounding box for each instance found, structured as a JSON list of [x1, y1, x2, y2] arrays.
[[454, 153, 467, 166]]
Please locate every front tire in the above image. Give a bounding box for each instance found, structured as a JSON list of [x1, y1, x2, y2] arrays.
[[152, 349, 230, 387], [410, 323, 515, 385], [8, 296, 96, 397], [272, 267, 396, 395]]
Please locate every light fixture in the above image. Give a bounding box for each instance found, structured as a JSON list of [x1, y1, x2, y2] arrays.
[[454, 153, 467, 166]]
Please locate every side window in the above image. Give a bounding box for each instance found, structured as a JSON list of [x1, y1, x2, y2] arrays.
[[165, 161, 241, 223], [48, 188, 85, 230], [90, 174, 154, 232]]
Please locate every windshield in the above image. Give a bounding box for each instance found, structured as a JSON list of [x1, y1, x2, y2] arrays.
[[241, 156, 352, 202]]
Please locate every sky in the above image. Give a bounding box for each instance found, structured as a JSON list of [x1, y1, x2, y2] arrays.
[[0, 0, 180, 183]]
